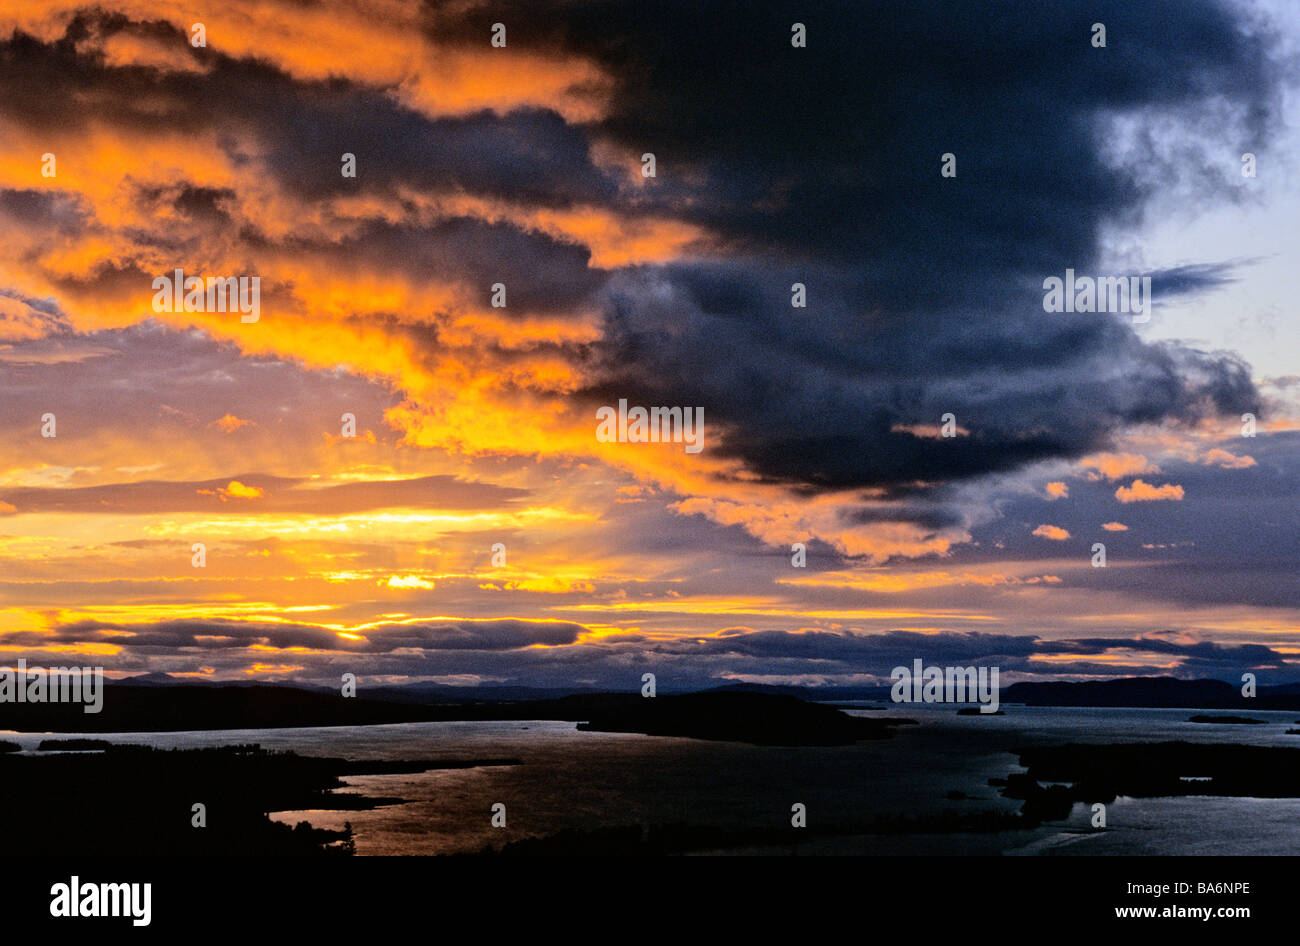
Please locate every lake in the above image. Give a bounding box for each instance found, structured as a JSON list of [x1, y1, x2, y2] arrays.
[[6, 704, 1300, 854]]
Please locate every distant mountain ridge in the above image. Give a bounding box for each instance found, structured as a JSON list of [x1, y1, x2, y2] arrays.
[[1002, 676, 1295, 709], [109, 674, 893, 702], [92, 674, 1300, 711]]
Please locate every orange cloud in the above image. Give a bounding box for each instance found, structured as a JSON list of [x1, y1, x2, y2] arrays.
[[1032, 524, 1070, 541], [212, 414, 253, 433], [890, 422, 970, 439], [385, 575, 434, 590], [1080, 452, 1158, 480], [1102, 521, 1128, 531], [0, 1, 613, 123], [1045, 481, 1068, 499], [1115, 480, 1184, 503], [0, 296, 52, 341], [1201, 448, 1255, 469], [431, 194, 707, 268], [197, 480, 265, 501]]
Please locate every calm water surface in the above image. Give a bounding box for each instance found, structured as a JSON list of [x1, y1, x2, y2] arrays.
[[7, 704, 1298, 854]]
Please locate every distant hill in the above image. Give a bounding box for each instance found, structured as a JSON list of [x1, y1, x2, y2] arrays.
[[110, 673, 603, 703], [360, 682, 607, 704], [706, 682, 896, 701], [573, 691, 911, 745], [1004, 676, 1300, 710], [104, 674, 896, 703]]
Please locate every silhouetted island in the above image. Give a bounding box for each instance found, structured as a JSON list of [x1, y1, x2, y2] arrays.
[[1186, 715, 1265, 725], [573, 692, 916, 745], [1004, 676, 1300, 710], [997, 741, 1300, 823]]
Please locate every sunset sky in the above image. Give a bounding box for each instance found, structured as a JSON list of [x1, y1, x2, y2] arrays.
[[0, 0, 1296, 690]]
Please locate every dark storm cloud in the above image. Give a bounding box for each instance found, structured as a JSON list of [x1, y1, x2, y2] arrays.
[[528, 0, 1279, 265], [306, 217, 605, 316], [583, 263, 1260, 488], [839, 503, 967, 532], [546, 0, 1284, 489], [1147, 261, 1246, 298], [650, 628, 1043, 664], [1036, 636, 1286, 669]]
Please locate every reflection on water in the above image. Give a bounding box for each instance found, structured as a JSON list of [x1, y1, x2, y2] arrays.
[[6, 705, 1299, 855]]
